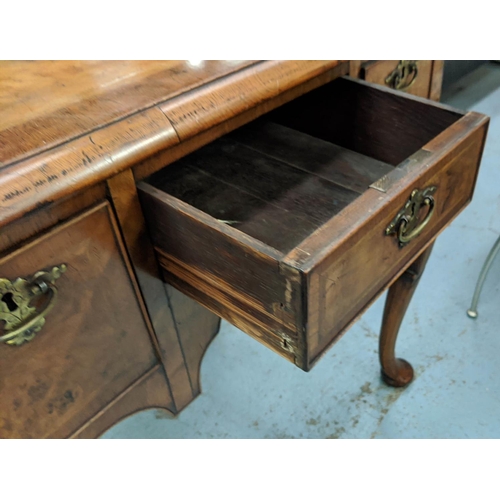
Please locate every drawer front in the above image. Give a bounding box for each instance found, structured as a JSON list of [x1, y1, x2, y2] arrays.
[[0, 203, 158, 438], [305, 123, 488, 365], [139, 76, 488, 372], [360, 60, 433, 98]]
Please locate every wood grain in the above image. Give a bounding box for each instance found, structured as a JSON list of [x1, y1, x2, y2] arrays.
[[151, 162, 317, 253], [107, 170, 190, 411], [140, 77, 488, 372], [360, 60, 433, 98], [107, 169, 221, 411], [299, 119, 489, 367], [0, 60, 458, 439], [0, 61, 346, 231], [229, 121, 394, 194], [150, 135, 362, 253], [0, 107, 179, 229], [0, 183, 106, 255], [160, 60, 343, 142], [138, 182, 304, 364], [0, 60, 255, 167], [268, 76, 461, 166], [133, 61, 349, 181], [71, 365, 175, 439], [0, 203, 169, 438], [163, 284, 221, 397], [379, 244, 434, 387], [349, 61, 363, 78], [429, 60, 445, 101], [160, 261, 299, 366]]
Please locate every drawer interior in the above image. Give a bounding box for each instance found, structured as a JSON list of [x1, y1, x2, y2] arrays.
[[146, 77, 464, 254]]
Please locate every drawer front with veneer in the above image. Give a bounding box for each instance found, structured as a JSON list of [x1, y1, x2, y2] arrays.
[[360, 60, 433, 98], [138, 77, 488, 374], [0, 202, 163, 438]]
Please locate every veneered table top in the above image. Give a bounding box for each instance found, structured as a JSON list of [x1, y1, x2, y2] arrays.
[[0, 60, 343, 227]]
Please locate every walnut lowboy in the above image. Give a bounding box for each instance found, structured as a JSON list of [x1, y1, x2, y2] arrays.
[[0, 61, 488, 439], [138, 77, 488, 385]]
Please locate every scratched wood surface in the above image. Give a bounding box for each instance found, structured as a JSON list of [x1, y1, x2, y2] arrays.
[[0, 61, 343, 229], [0, 60, 255, 167], [148, 122, 390, 253], [0, 203, 170, 438]]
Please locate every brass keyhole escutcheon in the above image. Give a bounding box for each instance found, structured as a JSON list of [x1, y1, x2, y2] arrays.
[[1, 292, 18, 312], [0, 264, 67, 346]]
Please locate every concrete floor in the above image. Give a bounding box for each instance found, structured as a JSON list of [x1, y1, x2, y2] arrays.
[[103, 63, 500, 439]]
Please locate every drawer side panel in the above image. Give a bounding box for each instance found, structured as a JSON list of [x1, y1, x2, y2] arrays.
[[138, 183, 305, 363]]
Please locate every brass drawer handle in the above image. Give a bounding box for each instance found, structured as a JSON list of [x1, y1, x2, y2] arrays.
[[0, 264, 67, 346], [386, 187, 437, 247], [385, 60, 418, 90]]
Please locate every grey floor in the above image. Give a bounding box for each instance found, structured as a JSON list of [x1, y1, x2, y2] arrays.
[[103, 64, 500, 439]]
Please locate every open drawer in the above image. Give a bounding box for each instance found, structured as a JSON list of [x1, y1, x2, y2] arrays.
[[138, 77, 488, 371]]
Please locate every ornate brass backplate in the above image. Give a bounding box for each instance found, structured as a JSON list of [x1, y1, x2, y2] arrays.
[[0, 264, 67, 346], [385, 61, 419, 91], [386, 187, 437, 247]]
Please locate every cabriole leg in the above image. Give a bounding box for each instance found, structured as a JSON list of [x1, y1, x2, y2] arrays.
[[379, 244, 434, 387]]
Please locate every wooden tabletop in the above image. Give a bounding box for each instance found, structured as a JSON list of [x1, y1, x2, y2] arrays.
[[0, 60, 344, 227], [0, 60, 256, 167]]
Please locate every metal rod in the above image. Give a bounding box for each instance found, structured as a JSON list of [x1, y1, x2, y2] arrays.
[[467, 234, 500, 318]]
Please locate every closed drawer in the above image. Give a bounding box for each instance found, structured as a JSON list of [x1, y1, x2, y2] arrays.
[[138, 77, 488, 371], [0, 203, 158, 438], [360, 60, 433, 98]]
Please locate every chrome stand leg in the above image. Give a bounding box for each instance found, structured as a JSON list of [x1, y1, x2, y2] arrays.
[[467, 234, 500, 318]]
